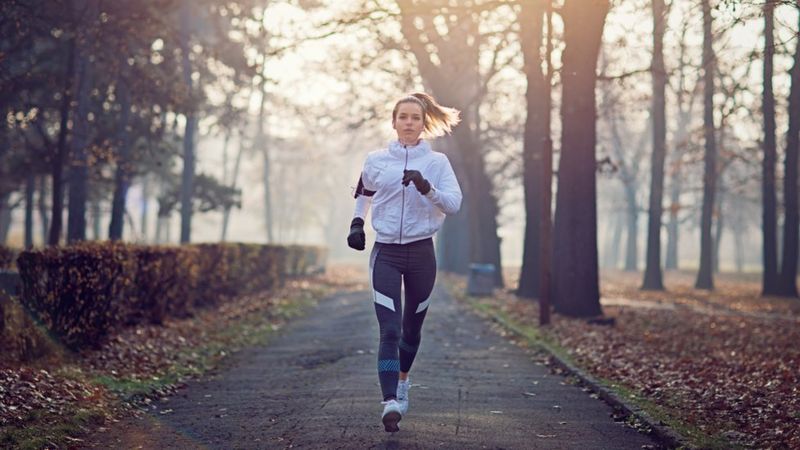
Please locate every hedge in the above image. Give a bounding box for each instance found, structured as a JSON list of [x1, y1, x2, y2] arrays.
[[0, 246, 16, 269], [15, 242, 326, 350]]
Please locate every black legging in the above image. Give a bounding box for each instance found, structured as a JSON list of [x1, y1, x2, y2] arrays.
[[369, 238, 436, 401]]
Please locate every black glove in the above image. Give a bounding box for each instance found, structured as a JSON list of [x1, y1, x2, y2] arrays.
[[347, 217, 366, 251], [401, 170, 431, 195]]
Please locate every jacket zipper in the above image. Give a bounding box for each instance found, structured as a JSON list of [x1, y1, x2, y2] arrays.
[[399, 145, 409, 244]]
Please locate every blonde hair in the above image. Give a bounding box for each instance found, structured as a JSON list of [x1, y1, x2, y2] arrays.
[[392, 92, 461, 138]]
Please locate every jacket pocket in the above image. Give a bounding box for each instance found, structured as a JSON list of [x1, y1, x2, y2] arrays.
[[373, 202, 401, 238]]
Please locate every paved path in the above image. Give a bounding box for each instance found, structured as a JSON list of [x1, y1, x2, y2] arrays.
[[85, 285, 661, 449]]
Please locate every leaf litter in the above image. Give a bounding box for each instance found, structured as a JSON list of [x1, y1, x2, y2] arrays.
[[445, 269, 800, 449]]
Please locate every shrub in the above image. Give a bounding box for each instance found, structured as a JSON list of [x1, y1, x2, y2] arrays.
[[0, 246, 17, 269], [16, 242, 137, 349], [0, 292, 58, 365], [14, 242, 326, 351], [130, 246, 199, 324]]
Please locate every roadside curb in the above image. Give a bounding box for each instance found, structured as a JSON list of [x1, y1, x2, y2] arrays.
[[465, 297, 689, 450]]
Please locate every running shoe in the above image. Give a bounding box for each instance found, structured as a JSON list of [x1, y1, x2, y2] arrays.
[[381, 399, 402, 432], [397, 379, 411, 415]]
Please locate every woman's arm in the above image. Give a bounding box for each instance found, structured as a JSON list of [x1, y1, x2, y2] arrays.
[[353, 173, 376, 219], [354, 193, 373, 219], [424, 155, 462, 215]]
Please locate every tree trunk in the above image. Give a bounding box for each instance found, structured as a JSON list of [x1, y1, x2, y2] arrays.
[[453, 122, 504, 287], [50, 35, 75, 246], [436, 209, 470, 273], [762, 0, 779, 294], [254, 67, 274, 243], [642, 0, 667, 290], [179, 122, 197, 243], [165, 216, 172, 243], [109, 77, 133, 241], [605, 211, 623, 269], [553, 0, 609, 317], [66, 0, 98, 243], [436, 136, 470, 274], [623, 186, 638, 272], [179, 2, 196, 244], [38, 176, 49, 244], [221, 132, 242, 242], [695, 0, 717, 290], [665, 168, 681, 270], [734, 226, 744, 273], [778, 7, 800, 297], [714, 188, 724, 274], [539, 1, 554, 325], [0, 193, 10, 245], [155, 215, 163, 244], [262, 143, 274, 243], [517, 0, 548, 299], [91, 199, 101, 240], [24, 175, 35, 249], [140, 175, 150, 242]]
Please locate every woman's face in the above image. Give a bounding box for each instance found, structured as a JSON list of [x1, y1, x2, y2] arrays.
[[393, 102, 424, 144]]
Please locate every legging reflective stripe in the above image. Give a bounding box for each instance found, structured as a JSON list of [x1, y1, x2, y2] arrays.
[[369, 238, 436, 401]]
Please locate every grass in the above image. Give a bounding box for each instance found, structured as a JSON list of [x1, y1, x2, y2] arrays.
[[449, 283, 738, 450], [93, 290, 319, 402], [600, 379, 740, 450], [0, 407, 105, 450]]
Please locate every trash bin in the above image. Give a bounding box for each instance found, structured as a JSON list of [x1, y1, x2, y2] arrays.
[[467, 263, 495, 296]]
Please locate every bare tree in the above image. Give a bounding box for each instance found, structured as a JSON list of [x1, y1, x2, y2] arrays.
[[695, 0, 718, 290], [518, 0, 550, 299], [642, 0, 667, 290], [761, 0, 779, 294], [178, 1, 197, 244], [109, 73, 134, 241], [24, 175, 34, 249], [66, 0, 99, 243], [777, 3, 800, 297], [553, 0, 610, 317]]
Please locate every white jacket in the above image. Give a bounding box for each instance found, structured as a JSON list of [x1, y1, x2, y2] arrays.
[[353, 139, 462, 244]]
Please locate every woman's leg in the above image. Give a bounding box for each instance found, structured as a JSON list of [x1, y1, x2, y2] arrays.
[[370, 244, 404, 401], [399, 239, 437, 375]]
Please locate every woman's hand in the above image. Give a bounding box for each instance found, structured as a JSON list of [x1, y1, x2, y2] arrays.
[[402, 170, 431, 195], [347, 217, 366, 251]]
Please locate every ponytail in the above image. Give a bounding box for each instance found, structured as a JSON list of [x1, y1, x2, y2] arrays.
[[392, 92, 461, 138]]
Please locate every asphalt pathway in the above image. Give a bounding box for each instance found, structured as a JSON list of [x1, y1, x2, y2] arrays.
[[85, 284, 661, 449]]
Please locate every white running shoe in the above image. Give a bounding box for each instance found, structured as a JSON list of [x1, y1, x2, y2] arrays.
[[397, 379, 411, 415], [381, 399, 402, 432]]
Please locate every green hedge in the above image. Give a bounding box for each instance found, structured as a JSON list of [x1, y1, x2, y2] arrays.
[[15, 242, 326, 350]]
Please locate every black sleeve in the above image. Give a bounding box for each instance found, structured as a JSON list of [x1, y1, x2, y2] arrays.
[[354, 176, 376, 199]]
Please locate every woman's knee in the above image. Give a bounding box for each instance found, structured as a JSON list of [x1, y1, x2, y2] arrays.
[[401, 329, 421, 346], [380, 324, 401, 343]]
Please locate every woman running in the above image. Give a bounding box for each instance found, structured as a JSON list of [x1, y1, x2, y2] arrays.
[[347, 92, 463, 432]]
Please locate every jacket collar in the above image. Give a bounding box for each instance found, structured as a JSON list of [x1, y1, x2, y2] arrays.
[[388, 139, 431, 160]]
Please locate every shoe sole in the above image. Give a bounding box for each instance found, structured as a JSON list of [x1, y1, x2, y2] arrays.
[[382, 411, 401, 432]]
